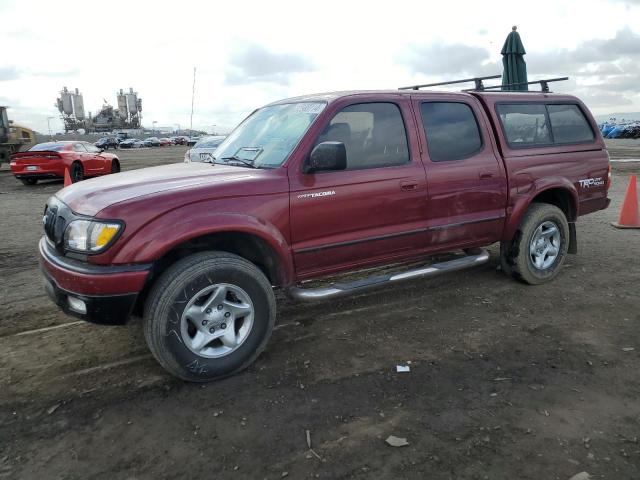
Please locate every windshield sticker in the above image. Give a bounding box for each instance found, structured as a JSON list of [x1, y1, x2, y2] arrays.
[[293, 103, 325, 114]]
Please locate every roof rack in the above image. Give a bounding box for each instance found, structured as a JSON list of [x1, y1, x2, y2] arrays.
[[399, 75, 502, 91], [467, 77, 569, 93], [399, 75, 569, 93]]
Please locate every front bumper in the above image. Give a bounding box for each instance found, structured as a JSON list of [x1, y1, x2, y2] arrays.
[[42, 273, 138, 325], [39, 237, 151, 324]]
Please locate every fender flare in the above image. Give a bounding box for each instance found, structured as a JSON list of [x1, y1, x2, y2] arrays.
[[503, 177, 579, 241], [113, 210, 295, 286]]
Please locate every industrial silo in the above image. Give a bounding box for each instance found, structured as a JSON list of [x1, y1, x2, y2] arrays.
[[73, 88, 85, 121]]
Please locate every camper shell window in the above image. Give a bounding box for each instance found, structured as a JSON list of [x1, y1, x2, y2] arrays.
[[496, 102, 595, 148]]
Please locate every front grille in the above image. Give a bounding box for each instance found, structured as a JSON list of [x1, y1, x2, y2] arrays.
[[43, 197, 75, 251], [43, 205, 57, 241]]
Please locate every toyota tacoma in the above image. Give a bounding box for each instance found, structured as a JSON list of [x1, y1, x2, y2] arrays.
[[39, 84, 610, 381]]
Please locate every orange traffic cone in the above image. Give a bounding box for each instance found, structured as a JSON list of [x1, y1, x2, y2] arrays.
[[63, 167, 72, 187], [611, 175, 640, 229]]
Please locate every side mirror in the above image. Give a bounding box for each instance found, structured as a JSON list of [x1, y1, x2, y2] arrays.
[[304, 141, 346, 174]]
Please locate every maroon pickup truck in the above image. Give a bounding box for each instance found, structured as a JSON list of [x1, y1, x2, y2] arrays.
[[39, 86, 610, 381]]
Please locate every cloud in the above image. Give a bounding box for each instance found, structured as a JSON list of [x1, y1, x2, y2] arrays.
[[399, 42, 491, 76], [610, 0, 640, 5], [397, 27, 640, 114], [225, 44, 315, 86], [0, 66, 20, 81], [526, 27, 640, 72], [572, 88, 633, 108], [0, 66, 80, 82], [31, 68, 81, 78], [524, 27, 640, 111]]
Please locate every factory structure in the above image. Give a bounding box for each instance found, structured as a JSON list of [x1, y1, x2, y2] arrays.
[[56, 87, 143, 133]]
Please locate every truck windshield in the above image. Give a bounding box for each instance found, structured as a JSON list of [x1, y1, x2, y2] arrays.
[[213, 102, 326, 168]]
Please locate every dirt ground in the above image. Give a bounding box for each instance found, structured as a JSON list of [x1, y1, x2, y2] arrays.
[[0, 142, 639, 480]]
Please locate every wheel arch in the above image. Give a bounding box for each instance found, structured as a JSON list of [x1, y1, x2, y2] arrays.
[[131, 227, 293, 317], [504, 180, 578, 242], [530, 187, 577, 222]]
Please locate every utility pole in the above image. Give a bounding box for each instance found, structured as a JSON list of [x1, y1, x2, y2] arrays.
[[190, 67, 196, 136], [152, 120, 157, 135]]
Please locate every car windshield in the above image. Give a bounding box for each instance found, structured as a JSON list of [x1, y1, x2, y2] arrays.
[[212, 102, 326, 168], [29, 143, 67, 152], [195, 137, 224, 148]]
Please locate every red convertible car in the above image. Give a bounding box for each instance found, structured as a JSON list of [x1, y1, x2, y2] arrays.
[[10, 141, 120, 185]]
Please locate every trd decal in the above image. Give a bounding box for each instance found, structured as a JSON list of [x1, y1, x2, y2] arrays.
[[578, 177, 604, 188], [297, 190, 336, 199]]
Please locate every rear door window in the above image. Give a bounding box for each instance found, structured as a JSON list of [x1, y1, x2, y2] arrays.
[[496, 104, 551, 146], [73, 143, 87, 153], [420, 102, 483, 161], [547, 104, 594, 143]]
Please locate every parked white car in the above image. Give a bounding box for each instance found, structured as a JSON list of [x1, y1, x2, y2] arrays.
[[183, 135, 227, 163]]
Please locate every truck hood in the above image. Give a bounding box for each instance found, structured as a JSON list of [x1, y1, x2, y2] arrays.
[[56, 162, 265, 216]]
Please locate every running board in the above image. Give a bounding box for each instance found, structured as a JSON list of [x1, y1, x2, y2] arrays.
[[287, 249, 490, 301]]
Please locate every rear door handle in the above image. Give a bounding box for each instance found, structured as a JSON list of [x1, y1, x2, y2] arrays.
[[479, 172, 494, 180], [400, 180, 419, 191]]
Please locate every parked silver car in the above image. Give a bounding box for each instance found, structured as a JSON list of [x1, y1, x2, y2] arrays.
[[183, 135, 227, 163]]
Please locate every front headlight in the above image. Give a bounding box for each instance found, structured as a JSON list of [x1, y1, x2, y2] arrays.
[[64, 220, 122, 253]]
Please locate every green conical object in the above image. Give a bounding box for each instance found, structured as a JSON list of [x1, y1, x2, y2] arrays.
[[501, 26, 528, 91]]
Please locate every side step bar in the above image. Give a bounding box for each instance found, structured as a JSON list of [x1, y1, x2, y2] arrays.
[[287, 249, 490, 301]]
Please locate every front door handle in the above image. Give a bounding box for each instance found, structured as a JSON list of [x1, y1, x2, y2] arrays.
[[479, 172, 494, 180], [400, 180, 419, 191]]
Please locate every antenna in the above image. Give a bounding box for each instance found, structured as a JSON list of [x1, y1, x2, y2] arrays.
[[189, 67, 196, 134]]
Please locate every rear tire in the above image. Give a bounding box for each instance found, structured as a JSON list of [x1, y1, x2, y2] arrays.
[[20, 178, 38, 186], [70, 162, 84, 183], [502, 203, 569, 285], [143, 251, 276, 382]]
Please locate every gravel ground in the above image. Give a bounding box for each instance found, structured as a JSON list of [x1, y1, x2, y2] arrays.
[[0, 142, 639, 480]]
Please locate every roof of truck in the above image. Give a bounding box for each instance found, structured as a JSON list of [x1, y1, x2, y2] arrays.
[[268, 89, 578, 106]]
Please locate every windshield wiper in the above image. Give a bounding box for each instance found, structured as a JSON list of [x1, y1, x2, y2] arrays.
[[218, 156, 258, 168]]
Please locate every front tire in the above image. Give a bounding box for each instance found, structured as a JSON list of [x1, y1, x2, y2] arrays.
[[110, 159, 120, 174], [143, 251, 276, 382], [502, 203, 569, 285], [70, 162, 84, 183]]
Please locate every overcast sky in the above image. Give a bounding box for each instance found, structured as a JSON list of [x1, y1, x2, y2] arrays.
[[1, 0, 639, 133]]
